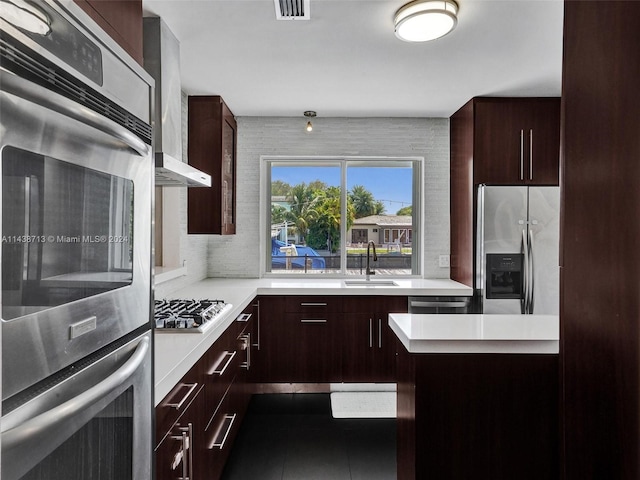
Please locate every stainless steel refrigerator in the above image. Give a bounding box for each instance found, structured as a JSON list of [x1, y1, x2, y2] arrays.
[[476, 185, 560, 314]]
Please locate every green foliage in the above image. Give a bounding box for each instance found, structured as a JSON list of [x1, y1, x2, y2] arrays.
[[271, 180, 291, 196], [396, 205, 412, 216], [271, 204, 288, 224], [349, 184, 377, 218], [282, 183, 320, 244]]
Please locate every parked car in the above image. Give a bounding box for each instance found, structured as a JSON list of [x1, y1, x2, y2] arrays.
[[271, 238, 326, 270]]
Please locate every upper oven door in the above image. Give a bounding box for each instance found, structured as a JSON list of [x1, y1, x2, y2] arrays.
[[0, 3, 153, 400]]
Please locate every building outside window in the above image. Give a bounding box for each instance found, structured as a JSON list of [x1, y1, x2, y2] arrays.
[[263, 156, 422, 276]]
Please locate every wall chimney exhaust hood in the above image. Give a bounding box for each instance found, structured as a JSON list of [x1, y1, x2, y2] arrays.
[[143, 17, 211, 187]]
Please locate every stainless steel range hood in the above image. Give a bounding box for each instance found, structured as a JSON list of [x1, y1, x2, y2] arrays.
[[143, 17, 211, 187]]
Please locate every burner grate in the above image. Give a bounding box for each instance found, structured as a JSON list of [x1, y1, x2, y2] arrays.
[[154, 299, 231, 332]]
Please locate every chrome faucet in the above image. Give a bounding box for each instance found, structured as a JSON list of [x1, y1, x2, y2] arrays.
[[366, 241, 377, 281]]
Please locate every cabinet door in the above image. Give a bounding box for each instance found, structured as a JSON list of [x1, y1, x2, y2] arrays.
[[342, 312, 393, 382], [342, 296, 406, 383], [188, 96, 237, 235], [221, 114, 236, 235], [474, 100, 531, 185], [525, 99, 560, 185]]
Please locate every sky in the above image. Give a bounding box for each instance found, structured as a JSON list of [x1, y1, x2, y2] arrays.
[[272, 165, 413, 214]]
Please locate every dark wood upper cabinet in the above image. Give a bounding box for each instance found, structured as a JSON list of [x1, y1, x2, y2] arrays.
[[73, 0, 143, 65], [188, 96, 237, 235], [472, 97, 561, 186], [449, 96, 560, 287]]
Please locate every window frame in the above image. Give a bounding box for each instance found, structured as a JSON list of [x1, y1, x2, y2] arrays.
[[261, 155, 424, 277]]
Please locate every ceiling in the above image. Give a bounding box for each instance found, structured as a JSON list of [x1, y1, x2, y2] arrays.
[[141, 0, 564, 118]]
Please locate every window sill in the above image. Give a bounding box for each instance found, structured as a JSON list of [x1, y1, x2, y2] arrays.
[[154, 265, 188, 286]]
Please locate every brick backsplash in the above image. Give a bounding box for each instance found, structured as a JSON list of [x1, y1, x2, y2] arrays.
[[158, 101, 451, 296]]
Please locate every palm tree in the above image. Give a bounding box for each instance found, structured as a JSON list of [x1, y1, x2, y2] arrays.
[[284, 183, 319, 244], [349, 185, 377, 218]]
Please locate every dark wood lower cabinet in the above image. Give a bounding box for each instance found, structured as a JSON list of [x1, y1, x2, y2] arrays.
[[256, 295, 407, 384], [397, 348, 559, 480], [155, 302, 256, 480], [342, 296, 407, 383], [256, 296, 343, 383]]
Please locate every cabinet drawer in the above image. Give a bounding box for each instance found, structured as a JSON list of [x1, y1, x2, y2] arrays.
[[284, 296, 340, 315], [156, 363, 203, 447], [204, 382, 244, 480], [203, 329, 240, 421], [155, 384, 205, 480]]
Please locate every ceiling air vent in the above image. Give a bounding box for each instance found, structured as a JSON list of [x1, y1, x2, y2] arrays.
[[274, 0, 310, 20]]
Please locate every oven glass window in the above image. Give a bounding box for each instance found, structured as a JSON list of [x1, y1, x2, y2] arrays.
[[2, 146, 134, 320], [19, 387, 134, 480]]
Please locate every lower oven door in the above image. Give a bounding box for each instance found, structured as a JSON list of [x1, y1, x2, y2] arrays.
[[0, 331, 152, 480]]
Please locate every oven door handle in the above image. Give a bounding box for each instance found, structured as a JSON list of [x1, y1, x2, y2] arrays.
[[0, 72, 150, 157], [1, 336, 150, 449]]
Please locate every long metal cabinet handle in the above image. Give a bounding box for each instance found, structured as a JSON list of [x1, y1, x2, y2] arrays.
[[369, 318, 373, 348], [520, 129, 525, 180], [521, 229, 529, 314], [171, 430, 189, 479], [175, 424, 193, 480], [254, 300, 261, 350], [1, 336, 149, 449], [529, 129, 534, 180], [240, 333, 251, 370], [528, 229, 535, 314], [1, 72, 150, 157], [209, 414, 237, 449], [300, 319, 327, 323], [300, 302, 327, 306], [210, 351, 237, 375], [165, 382, 199, 410], [378, 319, 382, 348], [409, 300, 469, 308]]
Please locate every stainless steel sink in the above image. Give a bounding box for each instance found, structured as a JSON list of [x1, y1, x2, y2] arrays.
[[343, 280, 399, 287]]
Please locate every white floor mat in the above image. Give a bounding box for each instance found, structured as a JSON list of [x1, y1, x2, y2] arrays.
[[330, 391, 396, 418]]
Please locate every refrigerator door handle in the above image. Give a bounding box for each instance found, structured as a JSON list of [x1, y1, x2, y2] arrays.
[[520, 130, 525, 180], [521, 229, 529, 314], [528, 229, 535, 313]]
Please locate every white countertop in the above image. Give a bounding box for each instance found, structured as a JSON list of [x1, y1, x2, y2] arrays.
[[389, 313, 559, 354], [154, 277, 472, 405]]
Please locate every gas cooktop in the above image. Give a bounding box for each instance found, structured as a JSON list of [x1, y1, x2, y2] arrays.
[[154, 299, 232, 333]]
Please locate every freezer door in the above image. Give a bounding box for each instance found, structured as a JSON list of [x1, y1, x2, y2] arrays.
[[528, 187, 560, 314], [477, 186, 528, 314]]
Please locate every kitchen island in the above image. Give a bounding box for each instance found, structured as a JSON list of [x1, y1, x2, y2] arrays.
[[389, 313, 559, 480]]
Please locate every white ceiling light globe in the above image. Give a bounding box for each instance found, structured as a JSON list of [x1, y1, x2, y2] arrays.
[[394, 0, 458, 42]]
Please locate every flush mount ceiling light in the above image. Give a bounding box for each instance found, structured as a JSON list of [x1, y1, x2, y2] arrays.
[[304, 111, 316, 132], [394, 0, 458, 42]]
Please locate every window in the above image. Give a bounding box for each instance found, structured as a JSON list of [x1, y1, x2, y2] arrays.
[[264, 156, 422, 276]]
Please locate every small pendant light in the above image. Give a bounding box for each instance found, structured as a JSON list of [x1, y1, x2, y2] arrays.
[[304, 111, 316, 132]]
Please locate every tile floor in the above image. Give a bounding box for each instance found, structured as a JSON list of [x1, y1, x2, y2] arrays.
[[221, 393, 397, 480]]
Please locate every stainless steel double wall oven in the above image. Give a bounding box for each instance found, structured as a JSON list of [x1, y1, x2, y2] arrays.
[[1, 1, 154, 478]]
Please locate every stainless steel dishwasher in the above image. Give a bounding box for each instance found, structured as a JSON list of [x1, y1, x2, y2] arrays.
[[408, 296, 472, 314]]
